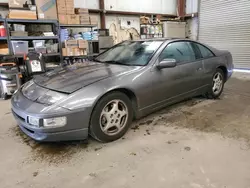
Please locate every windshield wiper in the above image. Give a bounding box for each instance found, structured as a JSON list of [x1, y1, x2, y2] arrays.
[[93, 58, 103, 63], [102, 60, 132, 66]]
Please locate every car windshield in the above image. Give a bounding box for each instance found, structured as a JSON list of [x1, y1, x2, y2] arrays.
[[94, 40, 163, 66]]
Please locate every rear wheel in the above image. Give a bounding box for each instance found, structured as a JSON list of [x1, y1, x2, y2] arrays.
[[89, 92, 133, 142], [206, 68, 225, 99]]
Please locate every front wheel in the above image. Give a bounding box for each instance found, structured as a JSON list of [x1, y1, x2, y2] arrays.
[[206, 68, 225, 99], [89, 92, 133, 142]]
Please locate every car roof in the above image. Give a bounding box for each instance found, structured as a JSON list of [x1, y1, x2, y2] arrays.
[[133, 38, 192, 42]]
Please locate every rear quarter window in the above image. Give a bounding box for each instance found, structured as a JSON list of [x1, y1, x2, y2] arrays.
[[196, 43, 215, 58]]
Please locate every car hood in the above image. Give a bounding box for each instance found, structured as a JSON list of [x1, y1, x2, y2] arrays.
[[34, 62, 138, 93]]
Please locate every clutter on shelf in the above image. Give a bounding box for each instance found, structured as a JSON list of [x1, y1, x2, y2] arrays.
[[140, 24, 163, 39], [62, 39, 88, 56]]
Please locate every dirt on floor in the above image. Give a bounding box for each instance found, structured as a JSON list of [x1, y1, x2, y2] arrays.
[[1, 72, 250, 188]]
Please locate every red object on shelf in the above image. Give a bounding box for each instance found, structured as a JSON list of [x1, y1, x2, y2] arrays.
[[0, 27, 7, 37]]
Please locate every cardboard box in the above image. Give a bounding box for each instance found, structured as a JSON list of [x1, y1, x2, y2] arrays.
[[78, 40, 88, 49], [66, 47, 74, 56], [0, 44, 9, 55], [90, 15, 98, 25], [75, 8, 89, 14], [11, 31, 28, 36], [0, 48, 9, 55], [67, 15, 80, 24], [64, 47, 83, 56], [57, 0, 66, 6], [65, 0, 74, 5], [66, 6, 75, 15], [57, 6, 67, 14], [62, 48, 67, 56], [36, 0, 58, 19], [8, 10, 37, 20], [80, 21, 90, 25], [79, 14, 90, 24], [65, 40, 78, 48], [80, 14, 89, 20], [58, 14, 68, 24], [8, 0, 26, 8]]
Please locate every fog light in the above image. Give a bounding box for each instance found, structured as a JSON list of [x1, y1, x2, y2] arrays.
[[43, 117, 67, 127], [28, 116, 40, 127]]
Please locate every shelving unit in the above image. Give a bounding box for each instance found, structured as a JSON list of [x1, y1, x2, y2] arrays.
[[60, 24, 97, 28], [140, 23, 163, 39], [0, 18, 102, 65], [6, 19, 59, 24], [0, 37, 7, 40], [10, 36, 59, 40], [1, 19, 62, 62], [59, 23, 99, 58]]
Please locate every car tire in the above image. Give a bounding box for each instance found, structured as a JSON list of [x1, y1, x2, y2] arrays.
[[89, 91, 133, 142], [206, 68, 225, 99]]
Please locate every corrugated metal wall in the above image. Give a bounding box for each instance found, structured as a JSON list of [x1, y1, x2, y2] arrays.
[[199, 0, 250, 69]]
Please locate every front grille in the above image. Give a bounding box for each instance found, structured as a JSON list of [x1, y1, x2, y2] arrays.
[[12, 109, 25, 122]]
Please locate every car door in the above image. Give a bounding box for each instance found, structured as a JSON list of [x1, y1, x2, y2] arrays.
[[177, 41, 204, 94], [191, 42, 216, 87], [149, 41, 204, 109]]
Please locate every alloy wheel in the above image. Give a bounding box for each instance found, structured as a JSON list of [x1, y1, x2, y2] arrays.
[[99, 99, 128, 136], [212, 72, 223, 95]]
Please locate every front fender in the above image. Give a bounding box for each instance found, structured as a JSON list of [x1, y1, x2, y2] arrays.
[[57, 78, 137, 112], [57, 84, 106, 111]]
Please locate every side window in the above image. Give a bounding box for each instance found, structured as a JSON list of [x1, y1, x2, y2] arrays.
[[196, 43, 214, 58], [159, 42, 196, 63]]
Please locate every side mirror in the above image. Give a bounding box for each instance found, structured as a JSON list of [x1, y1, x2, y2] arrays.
[[156, 59, 177, 69]]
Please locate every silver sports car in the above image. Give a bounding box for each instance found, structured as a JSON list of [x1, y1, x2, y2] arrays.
[[11, 39, 233, 142]]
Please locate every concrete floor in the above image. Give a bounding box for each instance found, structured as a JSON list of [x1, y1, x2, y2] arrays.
[[1, 73, 250, 188]]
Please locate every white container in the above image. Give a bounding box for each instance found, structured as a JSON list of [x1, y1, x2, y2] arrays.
[[11, 41, 28, 55], [163, 22, 186, 38], [32, 40, 45, 48], [13, 24, 25, 32]]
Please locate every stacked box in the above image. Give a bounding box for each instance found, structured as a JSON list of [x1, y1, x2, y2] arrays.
[[90, 15, 98, 25], [57, 0, 77, 24], [58, 14, 68, 24], [63, 39, 88, 56], [57, 0, 67, 24], [57, 0, 67, 14], [75, 8, 90, 25], [75, 8, 88, 14], [8, 10, 37, 20], [62, 48, 86, 56], [65, 40, 78, 48], [78, 40, 88, 49], [67, 15, 80, 25], [66, 0, 75, 15]]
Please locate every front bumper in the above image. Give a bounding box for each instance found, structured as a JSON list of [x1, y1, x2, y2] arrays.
[[11, 90, 91, 142]]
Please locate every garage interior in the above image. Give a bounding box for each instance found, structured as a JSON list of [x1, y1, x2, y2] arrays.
[[1, 0, 250, 187]]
